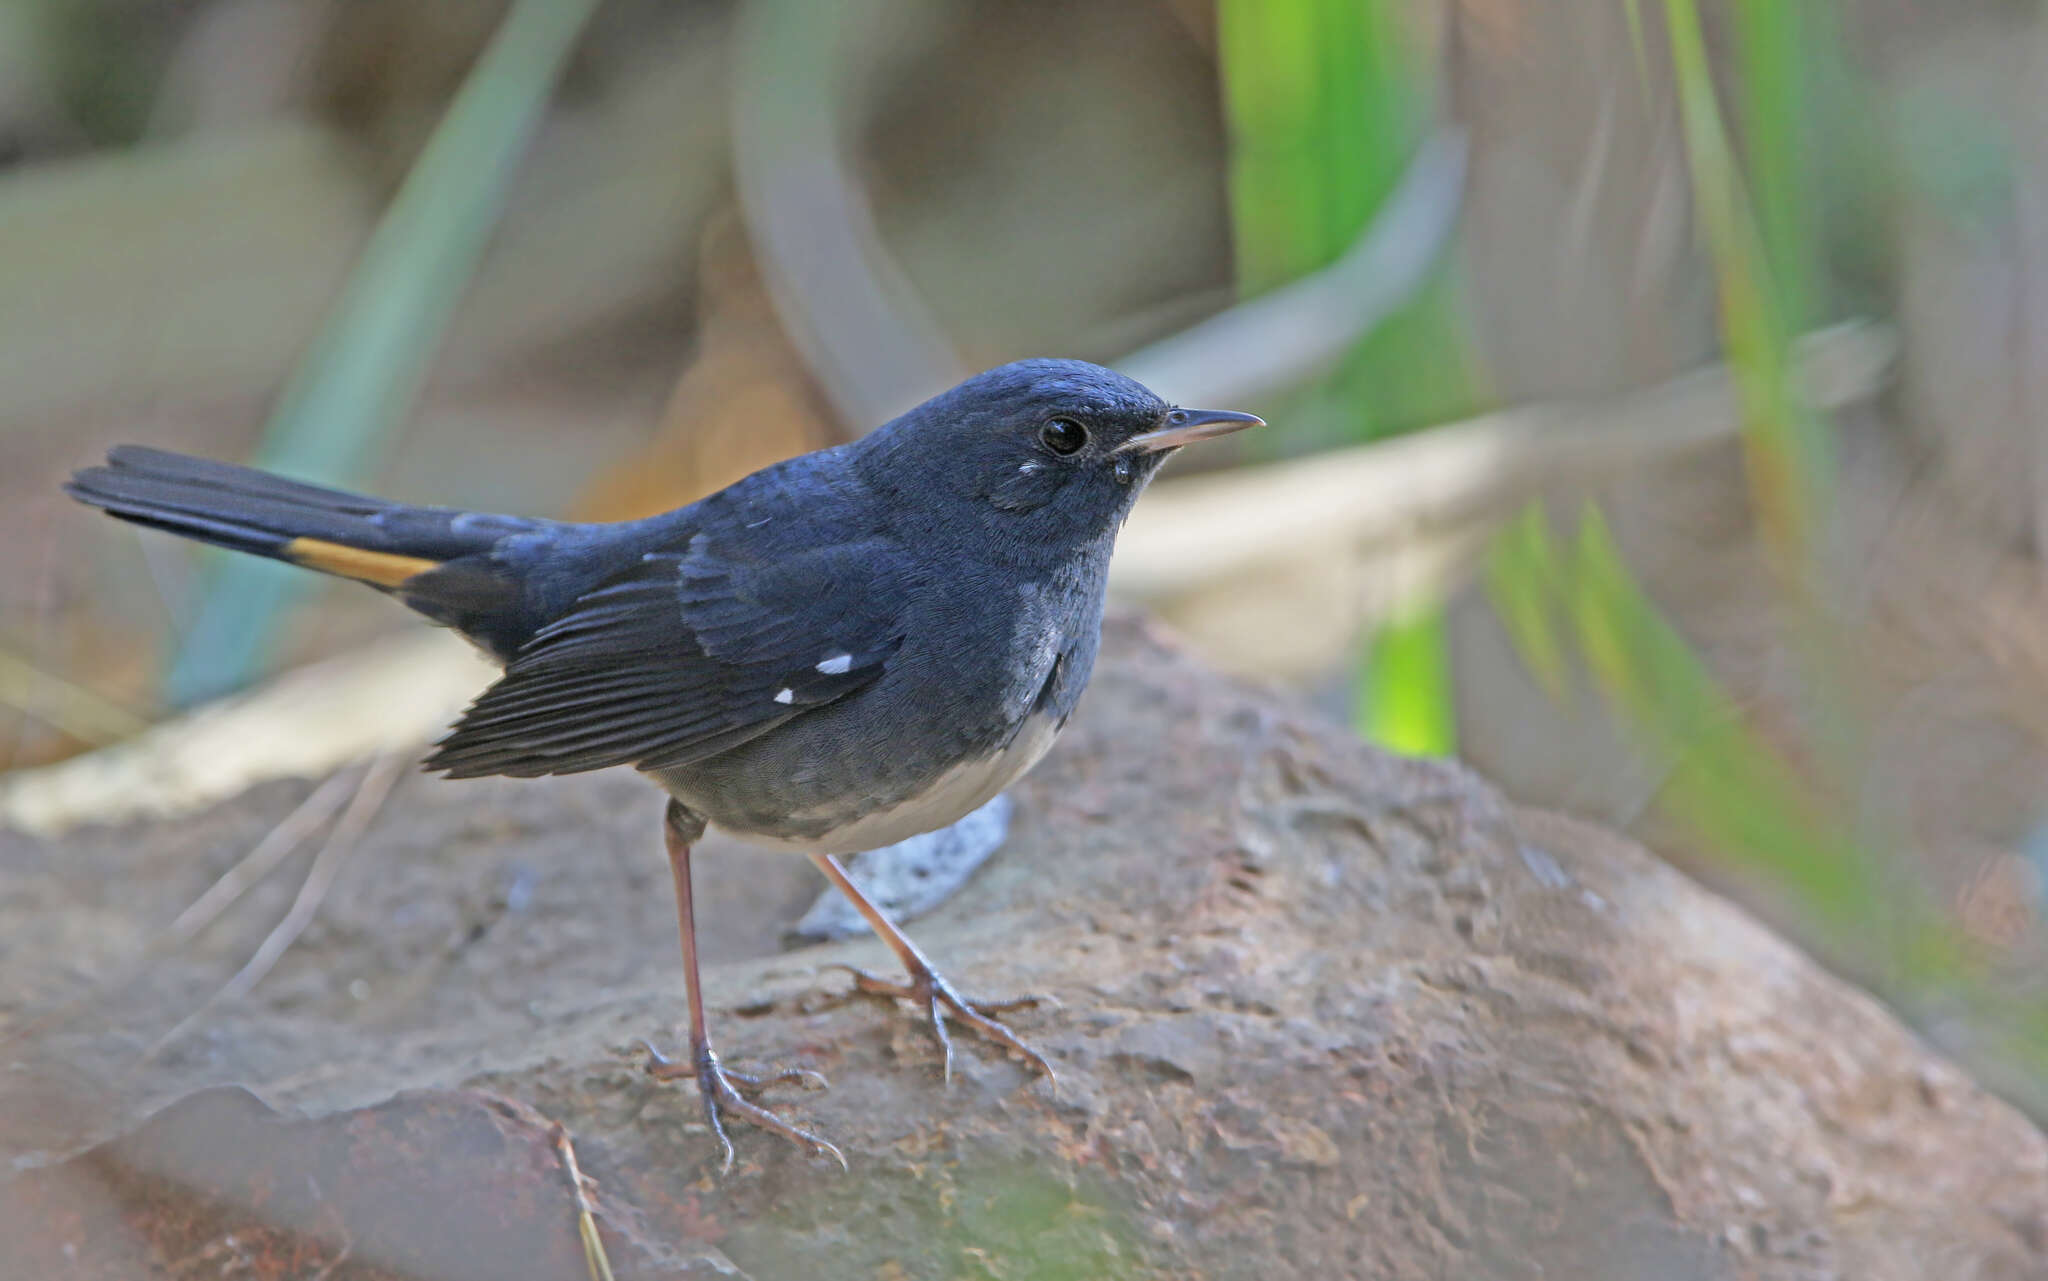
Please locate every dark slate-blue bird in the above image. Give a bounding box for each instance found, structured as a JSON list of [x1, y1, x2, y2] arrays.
[[65, 358, 1262, 1170]]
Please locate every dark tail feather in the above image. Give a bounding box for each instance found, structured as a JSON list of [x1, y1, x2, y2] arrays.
[[67, 446, 547, 656], [66, 447, 422, 573]]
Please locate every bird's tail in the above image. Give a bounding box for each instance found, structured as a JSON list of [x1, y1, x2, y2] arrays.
[[66, 446, 543, 655]]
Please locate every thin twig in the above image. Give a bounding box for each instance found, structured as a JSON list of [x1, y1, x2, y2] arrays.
[[209, 752, 405, 1005], [0, 766, 357, 1056], [144, 751, 407, 1060], [552, 1121, 618, 1281], [161, 766, 362, 949], [305, 1235, 353, 1281]]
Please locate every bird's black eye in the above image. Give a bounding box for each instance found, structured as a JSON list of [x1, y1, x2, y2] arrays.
[[1040, 417, 1087, 455]]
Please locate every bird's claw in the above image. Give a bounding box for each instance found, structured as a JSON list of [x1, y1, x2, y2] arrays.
[[825, 962, 1057, 1085], [640, 1039, 843, 1174], [642, 1040, 829, 1093]]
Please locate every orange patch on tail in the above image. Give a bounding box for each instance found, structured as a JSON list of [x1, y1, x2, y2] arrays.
[[284, 537, 441, 587]]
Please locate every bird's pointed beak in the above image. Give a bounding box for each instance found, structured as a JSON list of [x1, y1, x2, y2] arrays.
[[1117, 407, 1266, 454]]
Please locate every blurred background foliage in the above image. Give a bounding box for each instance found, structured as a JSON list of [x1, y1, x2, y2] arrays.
[[3, 0, 2048, 1119], [1220, 0, 1480, 756]]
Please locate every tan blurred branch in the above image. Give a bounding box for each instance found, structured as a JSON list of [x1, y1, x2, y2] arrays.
[[1111, 322, 1898, 674], [0, 629, 493, 837], [1114, 321, 1894, 598], [1117, 130, 1470, 408]]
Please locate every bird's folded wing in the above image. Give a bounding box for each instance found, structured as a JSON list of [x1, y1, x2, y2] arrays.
[[423, 537, 906, 778]]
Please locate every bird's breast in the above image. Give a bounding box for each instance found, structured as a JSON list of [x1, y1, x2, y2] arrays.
[[703, 707, 1063, 855], [650, 565, 1101, 855]]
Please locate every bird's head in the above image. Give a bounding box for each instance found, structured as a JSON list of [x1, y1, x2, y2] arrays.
[[856, 359, 1262, 559]]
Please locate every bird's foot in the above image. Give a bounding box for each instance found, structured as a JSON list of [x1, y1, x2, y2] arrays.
[[826, 961, 1056, 1084], [641, 1039, 843, 1173]]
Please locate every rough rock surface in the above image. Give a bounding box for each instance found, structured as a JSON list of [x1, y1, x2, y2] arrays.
[[2, 618, 2045, 1280]]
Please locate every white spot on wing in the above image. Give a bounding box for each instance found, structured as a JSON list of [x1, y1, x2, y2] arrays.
[[773, 688, 794, 704], [816, 653, 852, 675]]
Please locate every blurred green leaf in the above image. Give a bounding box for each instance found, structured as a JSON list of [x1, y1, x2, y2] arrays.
[[737, 1161, 1139, 1281], [1485, 504, 1572, 705], [1359, 607, 1456, 757], [1498, 0, 2048, 1106], [1219, 0, 1478, 452], [1218, 0, 1481, 755], [1661, 0, 1833, 571], [1502, 505, 2048, 1085], [166, 0, 602, 706], [1622, 0, 1648, 83], [1733, 0, 1814, 328], [1567, 506, 1874, 921]]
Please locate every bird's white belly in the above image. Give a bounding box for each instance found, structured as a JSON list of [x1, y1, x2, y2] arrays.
[[717, 711, 1062, 855]]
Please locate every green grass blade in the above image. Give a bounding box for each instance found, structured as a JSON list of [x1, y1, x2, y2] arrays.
[[1359, 607, 1456, 756], [1218, 0, 1476, 756], [1621, 0, 1651, 95], [1484, 503, 1571, 704], [1660, 0, 1832, 570], [1732, 0, 1813, 328], [1493, 503, 2048, 1087], [165, 0, 602, 705], [1481, 1, 2048, 1103], [1567, 507, 1874, 920]]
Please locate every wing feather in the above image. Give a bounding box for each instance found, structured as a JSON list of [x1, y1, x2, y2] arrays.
[[424, 536, 905, 779]]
